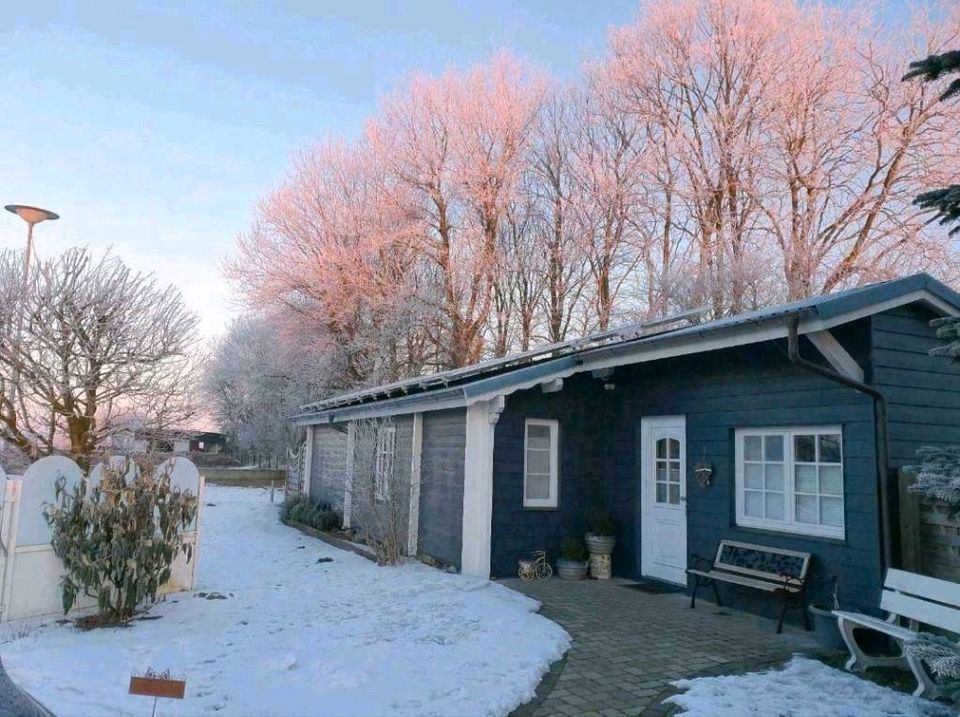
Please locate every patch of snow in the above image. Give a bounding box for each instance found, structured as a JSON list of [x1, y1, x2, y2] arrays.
[[3, 486, 569, 716], [667, 656, 955, 717]]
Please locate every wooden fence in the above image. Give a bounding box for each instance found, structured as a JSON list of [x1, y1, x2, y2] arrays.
[[201, 467, 287, 487], [899, 470, 960, 582]]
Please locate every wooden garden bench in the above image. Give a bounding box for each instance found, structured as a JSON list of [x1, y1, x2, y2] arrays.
[[687, 539, 812, 633], [833, 568, 960, 699]]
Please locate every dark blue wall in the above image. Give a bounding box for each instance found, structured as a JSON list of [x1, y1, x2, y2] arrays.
[[417, 408, 466, 567], [871, 304, 960, 466], [491, 327, 886, 616]]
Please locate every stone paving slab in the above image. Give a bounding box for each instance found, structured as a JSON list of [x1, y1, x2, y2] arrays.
[[506, 577, 822, 717]]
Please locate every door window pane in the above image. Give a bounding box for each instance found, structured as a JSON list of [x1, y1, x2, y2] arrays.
[[668, 484, 680, 504], [656, 438, 667, 459], [744, 435, 762, 461], [744, 462, 763, 489], [744, 490, 763, 517], [668, 438, 680, 460]]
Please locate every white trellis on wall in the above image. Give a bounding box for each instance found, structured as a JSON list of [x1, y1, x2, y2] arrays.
[[0, 455, 204, 622]]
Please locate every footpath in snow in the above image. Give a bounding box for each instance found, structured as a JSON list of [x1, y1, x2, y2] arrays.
[[3, 486, 570, 717]]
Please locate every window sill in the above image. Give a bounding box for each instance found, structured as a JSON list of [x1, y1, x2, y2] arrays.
[[733, 522, 846, 545]]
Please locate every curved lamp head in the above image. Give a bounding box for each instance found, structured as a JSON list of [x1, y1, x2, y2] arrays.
[[5, 204, 59, 226]]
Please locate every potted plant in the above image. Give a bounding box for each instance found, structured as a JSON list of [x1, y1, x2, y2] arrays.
[[808, 575, 845, 651], [585, 511, 616, 580], [557, 538, 589, 580]]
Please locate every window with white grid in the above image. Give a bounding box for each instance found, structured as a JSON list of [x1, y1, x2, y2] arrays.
[[735, 427, 844, 539]]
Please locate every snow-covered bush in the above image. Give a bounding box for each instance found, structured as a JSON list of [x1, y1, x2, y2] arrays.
[[281, 495, 341, 532], [43, 456, 198, 624], [904, 634, 960, 701], [930, 316, 960, 362], [908, 446, 960, 516]]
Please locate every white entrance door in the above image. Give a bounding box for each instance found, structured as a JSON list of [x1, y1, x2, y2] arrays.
[[641, 416, 687, 585]]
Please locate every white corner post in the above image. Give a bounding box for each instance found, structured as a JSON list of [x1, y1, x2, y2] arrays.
[[407, 413, 424, 556], [461, 396, 505, 578], [343, 422, 356, 529], [302, 426, 314, 497]]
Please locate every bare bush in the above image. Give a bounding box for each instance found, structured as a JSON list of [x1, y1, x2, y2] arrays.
[[350, 418, 407, 566]]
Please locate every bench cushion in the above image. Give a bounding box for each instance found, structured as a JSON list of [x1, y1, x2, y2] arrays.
[[832, 610, 918, 642], [688, 568, 802, 593]]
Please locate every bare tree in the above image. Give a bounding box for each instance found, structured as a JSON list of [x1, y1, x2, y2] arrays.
[[0, 248, 199, 467]]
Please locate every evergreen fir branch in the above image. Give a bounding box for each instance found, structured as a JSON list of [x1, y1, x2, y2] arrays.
[[903, 50, 960, 101]]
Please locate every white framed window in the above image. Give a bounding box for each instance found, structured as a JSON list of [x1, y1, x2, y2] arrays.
[[524, 419, 559, 508], [735, 427, 844, 539], [374, 426, 396, 501]]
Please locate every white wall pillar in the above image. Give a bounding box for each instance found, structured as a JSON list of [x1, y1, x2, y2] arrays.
[[407, 413, 423, 556], [460, 396, 505, 578]]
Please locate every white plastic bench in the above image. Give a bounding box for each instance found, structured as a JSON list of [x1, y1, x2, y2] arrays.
[[833, 568, 960, 699]]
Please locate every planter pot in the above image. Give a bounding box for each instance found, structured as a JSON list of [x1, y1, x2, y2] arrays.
[[585, 533, 616, 555], [809, 605, 845, 651], [585, 534, 615, 580], [557, 559, 589, 580]]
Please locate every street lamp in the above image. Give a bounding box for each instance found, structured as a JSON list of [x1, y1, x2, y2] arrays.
[[4, 205, 59, 273], [3, 204, 59, 450]]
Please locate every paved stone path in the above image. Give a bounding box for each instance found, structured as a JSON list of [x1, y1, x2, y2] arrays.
[[506, 577, 821, 717], [0, 657, 51, 717]]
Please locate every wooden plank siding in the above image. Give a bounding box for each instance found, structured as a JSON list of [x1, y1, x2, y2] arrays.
[[871, 304, 960, 469], [416, 408, 467, 567], [874, 305, 960, 582], [491, 333, 884, 615]]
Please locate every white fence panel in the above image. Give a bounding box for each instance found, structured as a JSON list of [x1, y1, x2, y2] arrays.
[[0, 455, 204, 622]]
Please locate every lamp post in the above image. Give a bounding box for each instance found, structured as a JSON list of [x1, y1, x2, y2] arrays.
[[3, 204, 59, 445]]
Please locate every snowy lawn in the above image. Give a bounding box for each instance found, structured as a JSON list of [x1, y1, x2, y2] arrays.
[[2, 486, 569, 716], [667, 656, 956, 717]]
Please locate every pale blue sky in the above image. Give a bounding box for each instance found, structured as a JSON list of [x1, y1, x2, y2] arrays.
[[0, 1, 905, 338]]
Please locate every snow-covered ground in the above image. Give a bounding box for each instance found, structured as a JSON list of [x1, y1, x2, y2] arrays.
[[2, 486, 569, 716], [668, 656, 955, 717]]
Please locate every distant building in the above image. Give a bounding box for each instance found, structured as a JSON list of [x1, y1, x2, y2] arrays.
[[111, 429, 226, 455]]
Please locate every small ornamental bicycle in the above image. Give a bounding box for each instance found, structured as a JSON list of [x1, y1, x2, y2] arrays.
[[518, 550, 553, 581]]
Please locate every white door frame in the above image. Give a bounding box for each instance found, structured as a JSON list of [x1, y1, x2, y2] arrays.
[[640, 415, 688, 585]]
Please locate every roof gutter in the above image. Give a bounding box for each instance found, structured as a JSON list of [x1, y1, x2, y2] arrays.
[[786, 315, 893, 573]]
